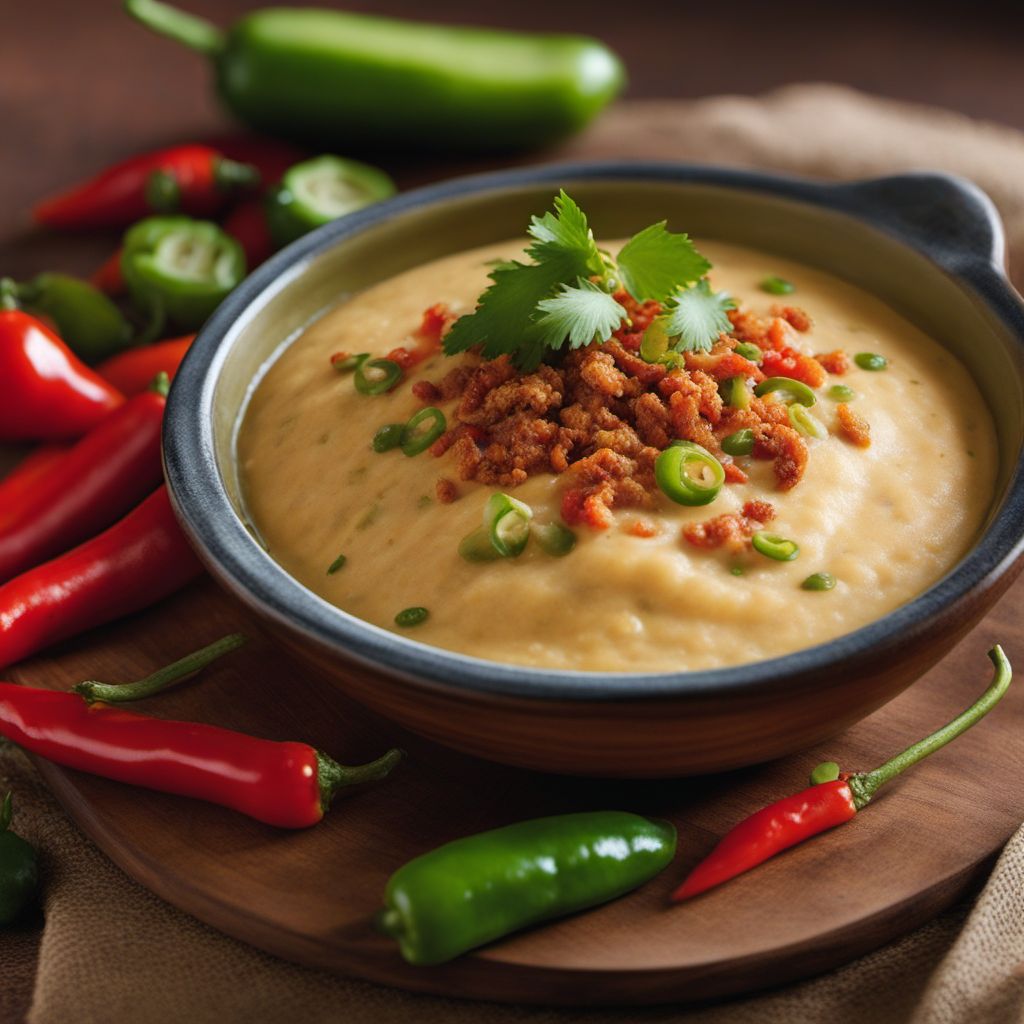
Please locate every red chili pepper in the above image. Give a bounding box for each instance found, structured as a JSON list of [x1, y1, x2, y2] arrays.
[[222, 198, 274, 270], [202, 134, 307, 192], [0, 446, 69, 507], [0, 307, 124, 441], [0, 637, 402, 828], [672, 646, 1012, 901], [33, 144, 260, 230], [91, 248, 126, 297], [0, 377, 169, 584], [97, 336, 193, 396], [0, 487, 202, 669]]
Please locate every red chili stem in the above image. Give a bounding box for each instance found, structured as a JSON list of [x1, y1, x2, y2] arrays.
[[0, 486, 202, 669]]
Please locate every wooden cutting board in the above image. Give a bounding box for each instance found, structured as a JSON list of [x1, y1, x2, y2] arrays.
[[11, 571, 1024, 1006]]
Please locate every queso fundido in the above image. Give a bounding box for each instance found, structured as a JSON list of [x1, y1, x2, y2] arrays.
[[237, 194, 996, 673]]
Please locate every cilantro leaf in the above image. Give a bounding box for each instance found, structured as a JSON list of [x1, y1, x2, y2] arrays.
[[657, 279, 736, 353], [535, 279, 627, 351], [616, 221, 711, 302], [527, 190, 604, 276]]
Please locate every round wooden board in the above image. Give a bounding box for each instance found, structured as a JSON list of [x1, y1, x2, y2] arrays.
[[11, 574, 1024, 1006]]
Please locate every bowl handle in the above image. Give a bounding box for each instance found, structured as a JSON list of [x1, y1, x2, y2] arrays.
[[828, 173, 1006, 270]]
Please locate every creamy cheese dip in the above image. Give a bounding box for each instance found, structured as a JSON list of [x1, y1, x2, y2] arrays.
[[237, 240, 997, 672]]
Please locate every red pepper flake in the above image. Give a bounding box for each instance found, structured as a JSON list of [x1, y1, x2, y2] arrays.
[[771, 305, 813, 332], [329, 350, 351, 369], [435, 477, 458, 504], [625, 518, 659, 538], [682, 499, 775, 552], [816, 349, 851, 375], [836, 403, 871, 447], [412, 380, 442, 404], [723, 462, 749, 484], [761, 347, 827, 388], [561, 488, 614, 530]]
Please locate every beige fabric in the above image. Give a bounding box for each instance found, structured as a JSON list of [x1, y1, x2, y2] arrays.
[[6, 85, 1024, 1023]]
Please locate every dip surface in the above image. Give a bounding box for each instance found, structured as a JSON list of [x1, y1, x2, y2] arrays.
[[237, 240, 997, 672]]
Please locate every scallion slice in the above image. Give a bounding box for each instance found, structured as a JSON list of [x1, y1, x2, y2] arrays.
[[655, 441, 725, 507], [734, 342, 763, 363], [332, 352, 368, 373], [458, 526, 501, 562], [395, 607, 429, 628], [760, 275, 795, 295], [754, 376, 817, 407], [827, 384, 856, 401], [372, 423, 405, 452], [639, 319, 671, 364], [400, 407, 447, 457], [802, 571, 836, 591], [533, 521, 577, 556], [485, 492, 533, 558], [752, 531, 800, 561], [726, 375, 750, 410], [354, 357, 402, 395], [787, 403, 828, 440], [854, 352, 888, 371], [721, 428, 755, 457], [326, 553, 347, 575]]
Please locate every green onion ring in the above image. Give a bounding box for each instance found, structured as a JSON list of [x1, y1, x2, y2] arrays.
[[395, 607, 429, 628], [401, 407, 447, 457], [458, 526, 501, 562], [333, 352, 368, 373], [760, 275, 795, 295], [754, 376, 817, 406], [854, 352, 888, 371], [734, 342, 763, 363], [354, 357, 402, 395], [655, 441, 725, 507], [533, 521, 577, 557], [802, 571, 836, 591], [787, 403, 828, 440], [721, 428, 755, 457], [372, 423, 405, 452], [752, 531, 800, 561], [827, 384, 856, 401], [485, 493, 534, 558]]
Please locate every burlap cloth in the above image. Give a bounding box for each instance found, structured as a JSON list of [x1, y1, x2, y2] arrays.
[[4, 84, 1024, 1024]]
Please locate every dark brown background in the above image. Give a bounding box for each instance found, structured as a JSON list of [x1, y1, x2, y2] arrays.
[[4, 1, 1024, 278]]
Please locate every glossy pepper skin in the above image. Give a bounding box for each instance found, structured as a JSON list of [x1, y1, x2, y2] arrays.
[[0, 486, 202, 669], [91, 248, 126, 297], [3, 273, 133, 362], [379, 811, 676, 965], [222, 199, 275, 270], [125, 0, 625, 152], [0, 793, 39, 924], [0, 309, 124, 441], [0, 446, 69, 507], [97, 335, 193, 396], [33, 143, 258, 230], [0, 379, 169, 583], [120, 216, 246, 332]]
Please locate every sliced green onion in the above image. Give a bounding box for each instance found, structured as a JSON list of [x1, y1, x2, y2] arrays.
[[458, 526, 500, 562], [730, 565, 744, 577], [721, 428, 755, 457], [754, 376, 817, 407], [326, 552, 347, 575], [854, 352, 887, 371], [533, 521, 577, 557], [354, 357, 402, 395], [395, 607, 429, 628], [372, 423, 405, 452], [640, 319, 671, 363], [802, 571, 836, 591], [810, 761, 841, 784], [657, 351, 684, 369], [655, 441, 725, 507], [788, 404, 828, 440], [485, 492, 533, 558], [726, 375, 750, 410], [760, 275, 795, 295], [827, 384, 856, 401], [734, 342, 763, 363], [752, 531, 800, 561], [401, 407, 447, 457], [333, 352, 368, 373]]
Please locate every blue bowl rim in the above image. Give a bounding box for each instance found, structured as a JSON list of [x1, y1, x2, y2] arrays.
[[164, 160, 1024, 702]]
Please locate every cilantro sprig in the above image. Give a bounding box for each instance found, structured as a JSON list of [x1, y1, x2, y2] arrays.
[[443, 191, 734, 370]]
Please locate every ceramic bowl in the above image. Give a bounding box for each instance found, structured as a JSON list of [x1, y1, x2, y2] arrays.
[[163, 162, 1024, 777]]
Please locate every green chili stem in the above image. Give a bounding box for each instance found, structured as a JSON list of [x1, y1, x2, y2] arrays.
[[0, 278, 19, 312], [317, 748, 404, 812], [125, 0, 226, 56], [848, 646, 1011, 810], [74, 634, 247, 703]]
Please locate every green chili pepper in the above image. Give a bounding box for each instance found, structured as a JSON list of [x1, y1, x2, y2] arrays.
[[533, 521, 577, 557], [378, 810, 676, 965], [802, 571, 836, 591], [354, 358, 402, 396], [760, 275, 795, 295], [855, 352, 888, 371], [0, 793, 39, 925], [752, 531, 800, 562], [458, 526, 501, 563], [726, 375, 750, 410], [401, 407, 447, 457], [827, 384, 856, 401], [395, 607, 429, 628], [372, 423, 405, 453], [734, 342, 762, 363], [721, 428, 755, 457], [639, 319, 670, 364], [1, 274, 133, 362], [121, 215, 245, 333], [787, 404, 828, 440], [486, 493, 533, 558], [125, 0, 625, 152], [655, 441, 725, 507], [266, 156, 396, 247], [754, 376, 817, 406]]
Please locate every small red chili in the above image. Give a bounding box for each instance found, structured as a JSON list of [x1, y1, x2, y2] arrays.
[[97, 335, 194, 396], [672, 646, 1012, 901], [0, 636, 401, 829], [91, 248, 126, 297], [0, 376, 169, 583], [33, 144, 259, 230], [222, 197, 275, 270], [0, 486, 202, 669]]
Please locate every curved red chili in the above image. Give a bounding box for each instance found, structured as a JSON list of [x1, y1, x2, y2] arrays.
[[33, 144, 259, 230], [0, 446, 69, 506], [97, 336, 193, 396], [0, 486, 202, 669], [0, 308, 124, 441], [0, 378, 169, 583], [222, 198, 275, 270], [672, 647, 1012, 901]]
